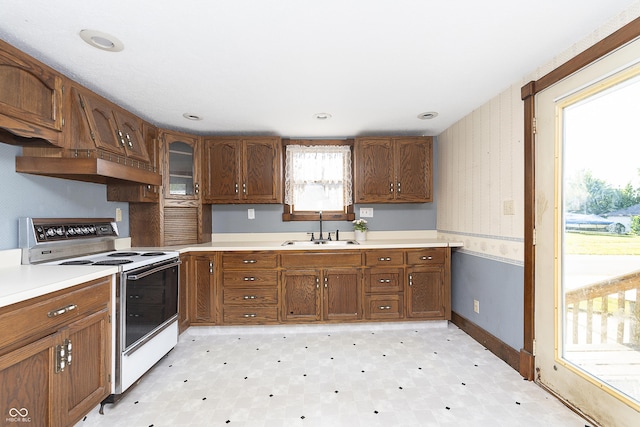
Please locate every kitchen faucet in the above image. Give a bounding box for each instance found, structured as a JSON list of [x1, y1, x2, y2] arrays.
[[318, 210, 324, 241]]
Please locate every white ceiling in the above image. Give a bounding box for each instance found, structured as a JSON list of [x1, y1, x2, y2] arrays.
[[0, 1, 636, 138]]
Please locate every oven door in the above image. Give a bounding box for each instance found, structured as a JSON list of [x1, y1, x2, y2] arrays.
[[121, 258, 180, 355]]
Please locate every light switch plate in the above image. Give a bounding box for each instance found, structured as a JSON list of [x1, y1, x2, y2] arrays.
[[248, 208, 255, 220]]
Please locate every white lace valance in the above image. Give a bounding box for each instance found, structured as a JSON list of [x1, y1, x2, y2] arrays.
[[284, 145, 353, 211]]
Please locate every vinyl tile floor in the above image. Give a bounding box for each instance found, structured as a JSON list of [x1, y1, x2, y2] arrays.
[[76, 322, 590, 427]]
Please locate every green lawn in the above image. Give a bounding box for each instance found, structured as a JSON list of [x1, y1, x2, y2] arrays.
[[564, 232, 640, 255]]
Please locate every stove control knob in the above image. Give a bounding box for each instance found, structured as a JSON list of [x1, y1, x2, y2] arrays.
[[81, 226, 89, 234], [56, 227, 64, 236], [46, 228, 56, 237], [67, 228, 76, 235]]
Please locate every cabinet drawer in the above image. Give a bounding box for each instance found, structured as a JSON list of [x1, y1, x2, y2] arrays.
[[223, 306, 278, 324], [0, 277, 111, 354], [223, 270, 278, 287], [365, 268, 404, 293], [406, 248, 445, 265], [365, 295, 404, 320], [222, 252, 278, 269], [364, 250, 404, 266], [223, 287, 278, 305]]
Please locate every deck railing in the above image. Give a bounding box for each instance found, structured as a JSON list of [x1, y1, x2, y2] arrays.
[[565, 270, 640, 346]]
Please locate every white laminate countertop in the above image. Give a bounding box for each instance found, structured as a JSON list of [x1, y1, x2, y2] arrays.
[[163, 230, 464, 253], [0, 265, 118, 308], [0, 231, 463, 308], [174, 238, 462, 253]]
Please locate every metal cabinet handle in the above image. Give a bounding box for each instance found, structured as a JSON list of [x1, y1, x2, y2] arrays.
[[409, 274, 413, 286], [378, 279, 391, 283], [55, 338, 72, 373], [243, 277, 256, 281], [243, 295, 257, 300], [243, 313, 257, 318], [378, 305, 392, 310], [48, 304, 77, 318], [378, 257, 391, 261], [194, 183, 200, 195], [420, 256, 433, 260], [316, 277, 319, 289], [243, 183, 247, 194], [324, 276, 328, 289], [389, 182, 394, 193], [235, 183, 239, 194], [242, 259, 257, 264], [397, 182, 401, 193], [125, 133, 133, 148], [117, 130, 126, 147]]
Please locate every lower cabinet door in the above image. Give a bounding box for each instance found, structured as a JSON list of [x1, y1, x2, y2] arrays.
[[281, 270, 321, 322], [323, 269, 361, 321], [59, 308, 111, 427], [0, 334, 58, 427], [406, 266, 445, 318]]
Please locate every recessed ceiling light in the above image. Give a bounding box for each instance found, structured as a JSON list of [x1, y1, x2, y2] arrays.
[[79, 29, 124, 52], [183, 113, 202, 121], [417, 112, 438, 120], [313, 113, 332, 120]]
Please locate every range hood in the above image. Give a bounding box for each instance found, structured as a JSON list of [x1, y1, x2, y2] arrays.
[[15, 155, 162, 186]]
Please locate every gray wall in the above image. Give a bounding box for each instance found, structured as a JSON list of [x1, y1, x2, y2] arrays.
[[212, 202, 436, 234], [0, 143, 129, 250], [451, 251, 524, 350]]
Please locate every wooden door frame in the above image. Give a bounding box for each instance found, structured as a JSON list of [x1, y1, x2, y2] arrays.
[[519, 17, 640, 380]]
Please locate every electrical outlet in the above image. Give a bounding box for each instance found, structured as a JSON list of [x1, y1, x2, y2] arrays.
[[473, 299, 480, 314], [115, 208, 123, 222], [248, 208, 255, 220], [360, 207, 374, 218]]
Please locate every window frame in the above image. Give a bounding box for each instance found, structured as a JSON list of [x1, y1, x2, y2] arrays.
[[281, 139, 355, 222]]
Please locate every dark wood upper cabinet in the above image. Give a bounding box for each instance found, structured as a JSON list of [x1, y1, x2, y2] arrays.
[[354, 136, 432, 203], [78, 91, 150, 163], [161, 130, 201, 202], [202, 138, 241, 202], [0, 38, 63, 144], [113, 110, 149, 162], [202, 136, 282, 204]]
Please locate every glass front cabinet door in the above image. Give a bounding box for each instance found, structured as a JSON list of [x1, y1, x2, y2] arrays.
[[162, 131, 200, 201]]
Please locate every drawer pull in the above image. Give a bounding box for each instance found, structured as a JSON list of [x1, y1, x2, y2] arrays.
[[378, 305, 392, 310], [242, 260, 257, 264], [421, 256, 433, 260], [48, 304, 77, 318], [243, 295, 257, 300], [243, 313, 257, 318], [378, 257, 391, 262], [243, 277, 256, 281], [378, 279, 391, 283]]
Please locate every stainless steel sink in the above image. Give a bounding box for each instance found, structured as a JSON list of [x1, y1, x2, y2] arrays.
[[281, 239, 358, 246]]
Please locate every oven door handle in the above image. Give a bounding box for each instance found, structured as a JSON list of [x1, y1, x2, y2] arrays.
[[126, 260, 181, 280]]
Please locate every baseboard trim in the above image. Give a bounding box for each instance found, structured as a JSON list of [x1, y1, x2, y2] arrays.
[[451, 311, 521, 374]]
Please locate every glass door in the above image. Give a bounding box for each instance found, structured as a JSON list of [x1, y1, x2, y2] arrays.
[[163, 132, 199, 201], [535, 38, 640, 424]]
